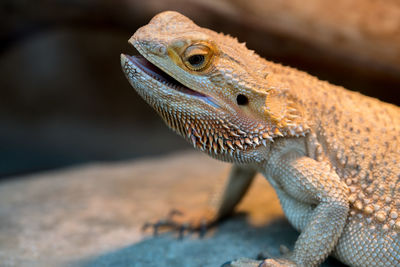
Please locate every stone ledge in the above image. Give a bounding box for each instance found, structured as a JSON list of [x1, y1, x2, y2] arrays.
[[0, 152, 344, 267]]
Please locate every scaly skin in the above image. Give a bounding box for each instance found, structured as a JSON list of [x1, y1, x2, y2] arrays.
[[121, 11, 400, 267]]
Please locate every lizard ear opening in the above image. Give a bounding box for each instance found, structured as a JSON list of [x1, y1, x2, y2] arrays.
[[236, 94, 249, 105]]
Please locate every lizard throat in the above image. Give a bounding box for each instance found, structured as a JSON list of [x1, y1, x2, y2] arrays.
[[125, 55, 206, 97]]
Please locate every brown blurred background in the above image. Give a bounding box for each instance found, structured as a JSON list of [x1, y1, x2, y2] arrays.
[[1, 0, 400, 178]]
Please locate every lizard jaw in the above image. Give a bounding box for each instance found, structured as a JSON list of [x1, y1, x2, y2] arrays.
[[122, 53, 220, 109], [122, 54, 206, 98]]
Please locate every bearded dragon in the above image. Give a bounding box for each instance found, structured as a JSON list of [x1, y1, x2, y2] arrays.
[[120, 11, 400, 267]]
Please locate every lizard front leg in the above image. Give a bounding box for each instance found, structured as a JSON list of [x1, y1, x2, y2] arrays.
[[172, 164, 257, 228], [228, 152, 349, 267], [210, 165, 257, 221], [263, 151, 349, 266], [146, 165, 257, 235]]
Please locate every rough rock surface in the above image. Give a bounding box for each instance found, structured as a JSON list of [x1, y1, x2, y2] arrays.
[[0, 152, 344, 267]]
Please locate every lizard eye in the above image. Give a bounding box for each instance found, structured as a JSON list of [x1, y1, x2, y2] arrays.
[[188, 54, 205, 67], [183, 44, 213, 71]]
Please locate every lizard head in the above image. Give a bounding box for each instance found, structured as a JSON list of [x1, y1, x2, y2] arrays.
[[121, 11, 308, 163]]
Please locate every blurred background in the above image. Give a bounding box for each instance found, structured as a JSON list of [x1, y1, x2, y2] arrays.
[[1, 0, 400, 179]]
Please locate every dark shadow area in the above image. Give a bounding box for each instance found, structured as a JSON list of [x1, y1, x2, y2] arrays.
[[78, 215, 346, 267]]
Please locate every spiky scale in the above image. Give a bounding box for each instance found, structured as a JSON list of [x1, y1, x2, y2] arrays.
[[230, 131, 240, 137], [190, 135, 197, 147], [226, 140, 234, 150], [218, 138, 225, 150], [235, 140, 243, 149], [244, 138, 252, 145], [253, 137, 260, 145], [213, 142, 218, 154]]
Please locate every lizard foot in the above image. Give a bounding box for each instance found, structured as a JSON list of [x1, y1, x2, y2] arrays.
[[222, 258, 296, 267], [221, 258, 261, 267], [257, 245, 292, 260], [142, 208, 217, 239], [258, 259, 297, 267]]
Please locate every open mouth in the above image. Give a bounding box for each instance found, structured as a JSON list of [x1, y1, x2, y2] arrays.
[[124, 54, 206, 97]]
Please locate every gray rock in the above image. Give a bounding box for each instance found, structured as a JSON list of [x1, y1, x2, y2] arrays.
[[0, 152, 345, 267]]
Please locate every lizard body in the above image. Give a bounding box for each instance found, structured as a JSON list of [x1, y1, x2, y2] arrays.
[[121, 11, 400, 267]]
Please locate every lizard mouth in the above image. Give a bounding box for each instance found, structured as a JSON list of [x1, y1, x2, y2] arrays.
[[123, 54, 206, 97]]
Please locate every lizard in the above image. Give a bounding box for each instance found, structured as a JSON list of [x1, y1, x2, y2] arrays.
[[120, 11, 400, 267]]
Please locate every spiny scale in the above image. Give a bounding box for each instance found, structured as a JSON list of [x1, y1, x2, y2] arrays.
[[171, 109, 308, 163]]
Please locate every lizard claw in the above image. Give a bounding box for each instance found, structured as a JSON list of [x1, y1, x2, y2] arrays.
[[257, 245, 292, 261], [199, 218, 208, 238], [221, 258, 262, 267], [258, 259, 297, 267], [279, 245, 290, 256], [142, 218, 178, 236], [167, 208, 183, 218], [142, 208, 216, 238], [222, 258, 296, 267], [142, 210, 190, 238], [257, 251, 272, 260]]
